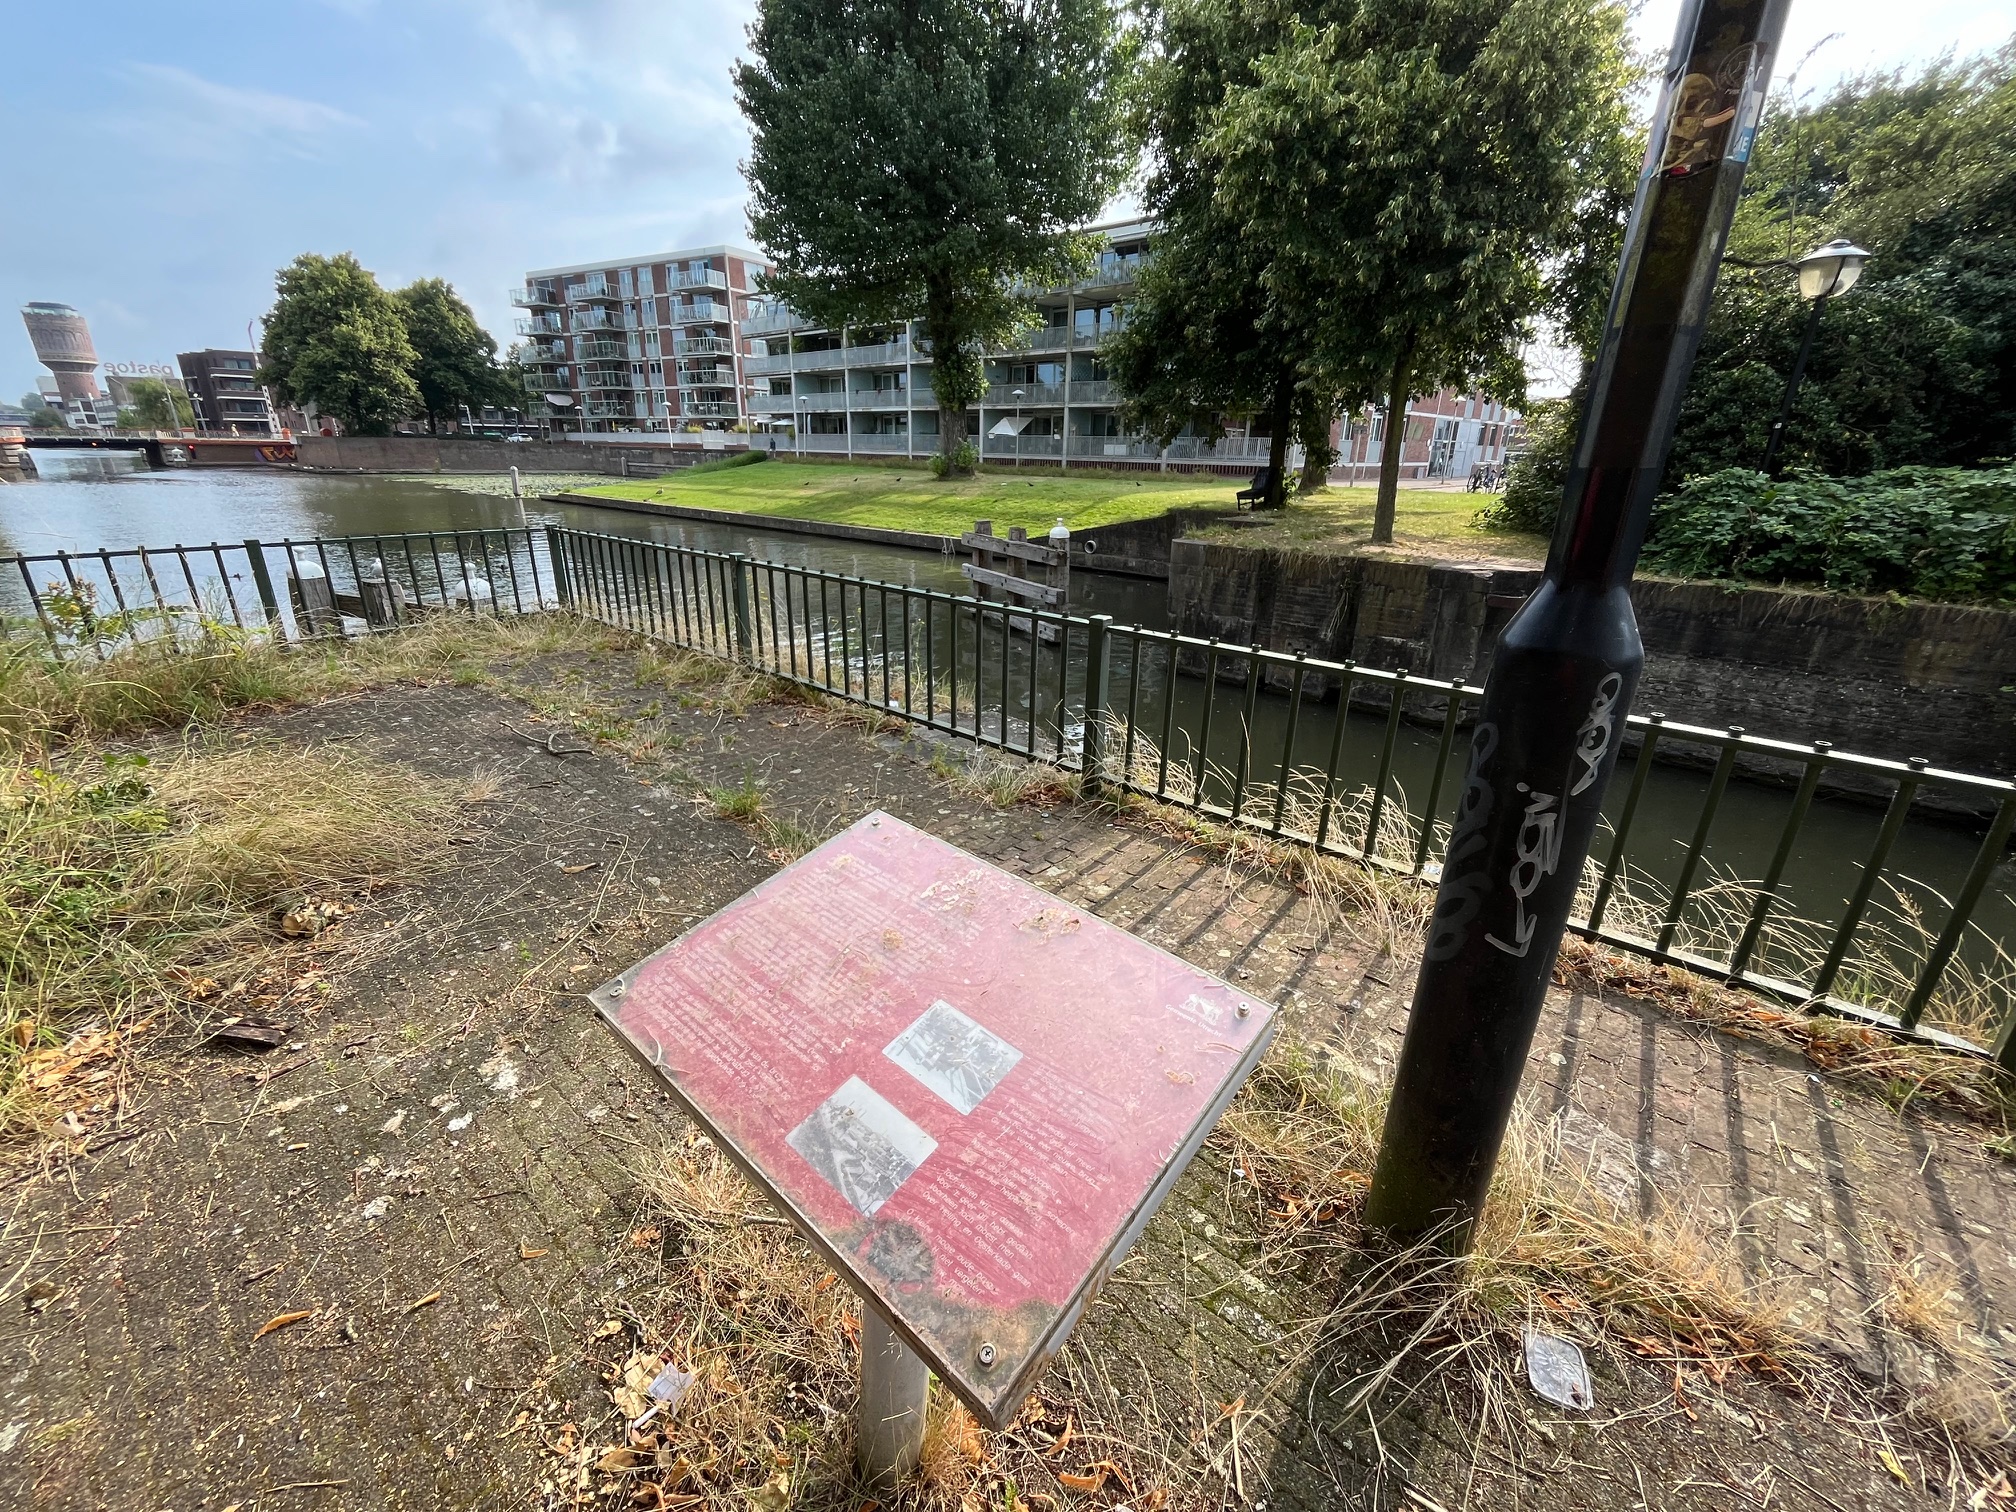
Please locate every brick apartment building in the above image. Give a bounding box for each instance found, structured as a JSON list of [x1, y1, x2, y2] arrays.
[[511, 247, 769, 438]]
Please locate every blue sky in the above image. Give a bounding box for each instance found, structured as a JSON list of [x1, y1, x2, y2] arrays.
[[2, 0, 2008, 406]]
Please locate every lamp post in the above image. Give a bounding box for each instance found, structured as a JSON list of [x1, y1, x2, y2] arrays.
[[1761, 238, 1869, 474], [1361, 0, 1791, 1250], [1012, 387, 1026, 464]]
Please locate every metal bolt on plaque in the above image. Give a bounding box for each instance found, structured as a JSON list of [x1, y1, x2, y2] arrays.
[[589, 811, 1276, 1487]]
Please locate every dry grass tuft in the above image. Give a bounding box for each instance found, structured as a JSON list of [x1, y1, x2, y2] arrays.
[[0, 740, 458, 1133], [0, 611, 634, 758]]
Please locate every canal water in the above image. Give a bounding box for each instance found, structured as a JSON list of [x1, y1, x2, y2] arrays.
[[6, 451, 2011, 1018]]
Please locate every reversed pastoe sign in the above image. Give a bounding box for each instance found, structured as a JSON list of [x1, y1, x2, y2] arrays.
[[590, 810, 1276, 1428]]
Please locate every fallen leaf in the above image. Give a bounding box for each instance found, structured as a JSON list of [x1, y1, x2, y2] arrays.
[[594, 1319, 626, 1338], [560, 863, 600, 875], [1880, 1448, 1910, 1484], [596, 1445, 649, 1472], [520, 1242, 549, 1260], [404, 1291, 442, 1314], [254, 1309, 315, 1339], [749, 1472, 792, 1511], [1058, 1470, 1106, 1493], [628, 1225, 662, 1248], [1045, 1414, 1076, 1459]]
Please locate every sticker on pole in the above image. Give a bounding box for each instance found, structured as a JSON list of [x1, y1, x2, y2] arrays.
[[589, 810, 1277, 1429]]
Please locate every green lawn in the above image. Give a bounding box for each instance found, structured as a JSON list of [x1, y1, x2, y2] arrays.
[[573, 458, 1241, 536], [570, 456, 1546, 560], [1187, 487, 1549, 562]]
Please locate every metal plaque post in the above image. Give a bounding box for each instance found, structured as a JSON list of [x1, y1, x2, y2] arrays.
[[857, 1307, 931, 1486], [1363, 0, 1795, 1247]]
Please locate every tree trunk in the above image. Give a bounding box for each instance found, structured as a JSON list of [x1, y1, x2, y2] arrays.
[[1263, 371, 1293, 509], [1372, 338, 1416, 545], [938, 397, 964, 470]]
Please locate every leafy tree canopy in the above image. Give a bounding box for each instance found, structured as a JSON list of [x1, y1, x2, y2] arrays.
[[736, 0, 1134, 469], [259, 253, 420, 436], [393, 278, 513, 431], [119, 378, 194, 431], [1668, 42, 2016, 478], [1118, 0, 1636, 523]]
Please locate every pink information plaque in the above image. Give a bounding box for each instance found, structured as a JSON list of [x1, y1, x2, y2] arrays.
[[590, 811, 1276, 1427]]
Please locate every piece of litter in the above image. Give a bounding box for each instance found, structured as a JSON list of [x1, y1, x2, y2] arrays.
[[380, 1110, 406, 1135], [207, 1018, 289, 1052], [1523, 1329, 1593, 1410], [404, 1291, 442, 1314], [447, 1114, 473, 1132], [631, 1363, 696, 1429], [360, 1196, 391, 1220]]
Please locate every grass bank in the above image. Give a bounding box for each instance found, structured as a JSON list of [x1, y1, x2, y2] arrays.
[[570, 457, 1243, 536], [572, 456, 1545, 560]]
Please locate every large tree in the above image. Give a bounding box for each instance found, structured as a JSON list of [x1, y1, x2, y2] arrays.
[[117, 378, 195, 431], [394, 278, 513, 433], [260, 253, 420, 436], [736, 0, 1134, 472], [1122, 0, 1634, 531]]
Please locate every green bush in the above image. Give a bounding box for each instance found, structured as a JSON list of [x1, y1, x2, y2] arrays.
[[928, 440, 979, 478], [1477, 396, 1575, 536], [1640, 465, 2016, 601]]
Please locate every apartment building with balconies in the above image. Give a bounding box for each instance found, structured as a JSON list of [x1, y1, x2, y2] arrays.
[[740, 220, 1516, 480], [511, 245, 771, 438]]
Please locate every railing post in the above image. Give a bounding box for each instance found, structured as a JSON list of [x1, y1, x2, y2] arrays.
[[1082, 614, 1111, 794], [544, 526, 572, 609], [241, 538, 284, 643], [729, 552, 754, 665]]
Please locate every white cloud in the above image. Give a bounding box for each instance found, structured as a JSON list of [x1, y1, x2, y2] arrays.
[[126, 63, 364, 136]]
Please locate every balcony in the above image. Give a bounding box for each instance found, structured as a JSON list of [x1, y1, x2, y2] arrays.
[[521, 372, 566, 394], [1069, 379, 1120, 405], [674, 335, 735, 358], [677, 366, 736, 388], [570, 308, 633, 332], [671, 301, 725, 326], [666, 267, 727, 292], [575, 338, 626, 361], [511, 285, 562, 308], [681, 400, 740, 419], [750, 392, 797, 414], [739, 306, 797, 337], [983, 433, 1066, 459], [842, 337, 912, 366], [850, 432, 913, 453], [516, 346, 565, 368], [851, 386, 912, 408], [1002, 325, 1073, 355], [984, 382, 1066, 407], [584, 399, 636, 419], [1078, 256, 1146, 291], [514, 315, 564, 336], [579, 365, 631, 390], [743, 350, 794, 376], [566, 279, 622, 304]]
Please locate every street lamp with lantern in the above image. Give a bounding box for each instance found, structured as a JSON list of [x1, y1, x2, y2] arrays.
[[1761, 237, 1870, 473], [1012, 387, 1026, 463]]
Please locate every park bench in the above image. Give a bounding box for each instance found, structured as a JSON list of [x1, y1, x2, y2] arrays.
[[1235, 467, 1277, 509]]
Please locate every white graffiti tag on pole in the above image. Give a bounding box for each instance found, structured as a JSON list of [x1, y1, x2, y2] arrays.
[[1485, 783, 1564, 959], [1570, 672, 1624, 797]]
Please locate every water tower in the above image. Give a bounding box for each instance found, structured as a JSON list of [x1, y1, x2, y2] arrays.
[[21, 302, 102, 402]]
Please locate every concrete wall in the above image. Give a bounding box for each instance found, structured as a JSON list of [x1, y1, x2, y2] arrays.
[[1168, 540, 2016, 777], [295, 435, 745, 475]]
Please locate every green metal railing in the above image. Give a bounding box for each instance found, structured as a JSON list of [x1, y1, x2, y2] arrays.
[[7, 524, 2012, 1065]]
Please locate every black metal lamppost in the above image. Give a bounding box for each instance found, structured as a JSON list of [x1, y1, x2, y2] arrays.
[[1362, 0, 1796, 1249], [1759, 237, 1870, 473]]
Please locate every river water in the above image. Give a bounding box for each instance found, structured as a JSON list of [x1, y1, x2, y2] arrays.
[[6, 451, 2011, 1014]]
